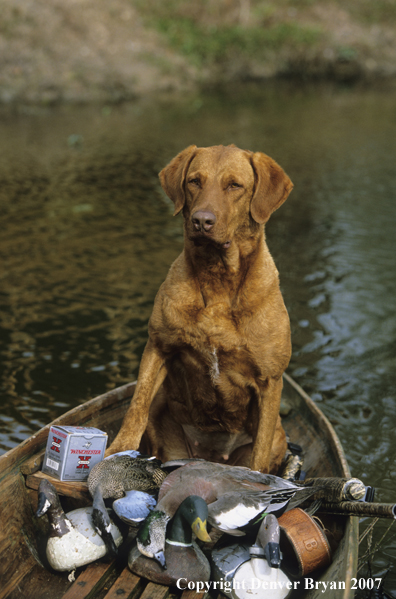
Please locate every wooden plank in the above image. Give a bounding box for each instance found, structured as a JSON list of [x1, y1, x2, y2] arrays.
[[5, 563, 73, 599], [180, 591, 208, 599], [139, 582, 170, 599], [25, 470, 90, 502], [20, 449, 46, 475], [103, 568, 145, 599], [0, 563, 35, 599], [61, 561, 116, 599]]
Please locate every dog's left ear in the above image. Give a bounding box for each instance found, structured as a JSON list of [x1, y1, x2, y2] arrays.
[[249, 152, 293, 224], [159, 145, 197, 216]]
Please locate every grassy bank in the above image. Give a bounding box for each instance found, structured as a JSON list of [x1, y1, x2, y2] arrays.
[[1, 0, 396, 104], [133, 0, 396, 81]]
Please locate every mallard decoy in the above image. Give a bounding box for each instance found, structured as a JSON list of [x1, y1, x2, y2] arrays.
[[87, 451, 166, 555], [36, 478, 122, 572], [129, 495, 211, 585], [158, 459, 319, 536], [211, 514, 292, 599]]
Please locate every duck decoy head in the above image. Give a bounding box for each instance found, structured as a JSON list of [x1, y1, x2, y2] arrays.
[[36, 478, 61, 517], [137, 510, 170, 568], [187, 496, 212, 543], [167, 495, 211, 545], [91, 501, 119, 558], [254, 514, 281, 568], [36, 479, 73, 537]]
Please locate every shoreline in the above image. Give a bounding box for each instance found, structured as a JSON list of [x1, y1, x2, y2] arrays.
[[1, 0, 396, 105]]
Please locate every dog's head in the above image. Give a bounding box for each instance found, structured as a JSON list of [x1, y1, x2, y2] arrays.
[[159, 144, 293, 250]]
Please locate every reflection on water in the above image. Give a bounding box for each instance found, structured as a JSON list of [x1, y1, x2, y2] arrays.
[[1, 82, 396, 590]]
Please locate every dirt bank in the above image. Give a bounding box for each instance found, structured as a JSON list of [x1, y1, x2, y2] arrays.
[[1, 0, 396, 104]]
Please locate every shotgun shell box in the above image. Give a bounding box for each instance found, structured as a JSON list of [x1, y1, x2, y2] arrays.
[[42, 426, 108, 481]]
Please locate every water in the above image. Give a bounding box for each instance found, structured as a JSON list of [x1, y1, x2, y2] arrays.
[[1, 82, 396, 594]]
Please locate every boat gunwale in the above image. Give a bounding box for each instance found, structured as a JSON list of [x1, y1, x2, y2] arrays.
[[282, 373, 358, 599]]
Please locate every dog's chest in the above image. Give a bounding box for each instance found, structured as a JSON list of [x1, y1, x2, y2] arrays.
[[164, 298, 245, 350], [208, 347, 220, 383], [166, 312, 257, 381], [161, 298, 259, 371]]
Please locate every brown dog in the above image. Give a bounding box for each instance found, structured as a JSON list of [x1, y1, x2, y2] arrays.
[[108, 144, 293, 473]]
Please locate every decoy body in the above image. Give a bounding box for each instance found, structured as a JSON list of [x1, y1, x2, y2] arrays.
[[36, 478, 122, 572], [113, 490, 157, 525], [158, 460, 318, 536], [87, 451, 166, 554], [211, 514, 292, 599], [129, 495, 211, 585], [88, 451, 166, 499]]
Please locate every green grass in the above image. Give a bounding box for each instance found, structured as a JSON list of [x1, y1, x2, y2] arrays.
[[136, 13, 322, 68], [131, 0, 396, 76]]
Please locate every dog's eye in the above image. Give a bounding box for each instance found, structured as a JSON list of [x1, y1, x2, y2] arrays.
[[229, 182, 242, 189], [188, 178, 201, 186]]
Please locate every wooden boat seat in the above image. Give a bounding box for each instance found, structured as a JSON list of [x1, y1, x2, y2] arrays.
[[22, 450, 91, 502], [25, 470, 90, 502]]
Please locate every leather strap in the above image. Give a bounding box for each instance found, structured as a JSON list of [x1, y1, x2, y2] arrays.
[[278, 508, 332, 578]]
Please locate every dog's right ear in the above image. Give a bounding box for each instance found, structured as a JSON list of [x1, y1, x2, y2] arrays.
[[250, 152, 293, 224], [159, 145, 197, 215]]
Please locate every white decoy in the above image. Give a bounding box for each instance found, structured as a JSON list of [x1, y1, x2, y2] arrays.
[[211, 514, 292, 599], [36, 478, 122, 572]]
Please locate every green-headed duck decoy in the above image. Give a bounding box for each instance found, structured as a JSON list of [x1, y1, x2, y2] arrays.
[[128, 495, 211, 585]]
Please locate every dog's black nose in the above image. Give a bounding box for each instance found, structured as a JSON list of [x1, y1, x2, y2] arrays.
[[192, 211, 216, 232]]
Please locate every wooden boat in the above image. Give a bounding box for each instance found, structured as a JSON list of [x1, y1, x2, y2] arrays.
[[0, 373, 358, 599]]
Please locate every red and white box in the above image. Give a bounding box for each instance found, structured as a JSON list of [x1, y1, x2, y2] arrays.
[[42, 425, 107, 481]]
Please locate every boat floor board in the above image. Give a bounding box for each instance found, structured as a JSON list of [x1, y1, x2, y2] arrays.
[[179, 592, 207, 599], [62, 561, 116, 599], [139, 583, 171, 599], [101, 568, 145, 599], [5, 564, 72, 599]]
